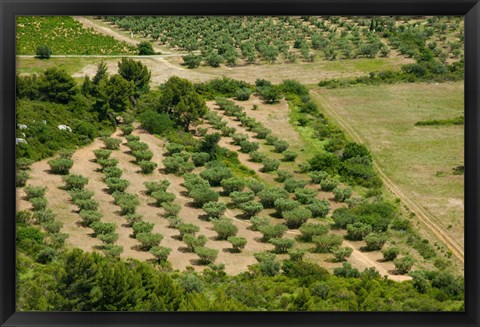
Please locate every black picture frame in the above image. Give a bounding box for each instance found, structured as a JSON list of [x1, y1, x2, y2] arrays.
[[1, 1, 479, 326]]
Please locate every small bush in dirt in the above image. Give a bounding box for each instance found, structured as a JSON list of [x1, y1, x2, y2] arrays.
[[261, 158, 280, 173], [294, 188, 318, 205], [312, 233, 343, 253], [239, 140, 260, 154], [213, 218, 238, 240], [346, 222, 372, 241], [274, 198, 300, 217], [91, 222, 116, 236], [178, 223, 200, 238], [136, 232, 163, 251], [97, 158, 119, 171], [235, 88, 252, 101], [93, 149, 112, 161], [16, 210, 34, 225], [227, 236, 247, 252], [115, 194, 140, 216], [183, 174, 209, 191], [79, 210, 103, 226], [36, 247, 56, 264], [382, 247, 400, 261], [308, 170, 329, 184], [126, 213, 143, 226], [230, 191, 255, 207], [44, 220, 63, 234], [288, 248, 307, 261], [35, 44, 52, 59], [283, 206, 312, 229], [103, 244, 124, 259], [239, 201, 264, 218], [283, 150, 298, 161], [167, 216, 182, 229], [189, 187, 219, 207], [17, 158, 34, 170], [24, 185, 47, 199], [62, 174, 89, 190], [191, 152, 210, 167], [250, 216, 270, 231], [231, 133, 249, 146], [132, 221, 154, 237], [98, 232, 119, 244], [364, 233, 388, 251], [253, 252, 280, 277], [333, 187, 353, 202], [125, 135, 140, 142], [320, 178, 338, 192], [48, 158, 73, 175], [200, 164, 232, 186], [245, 178, 264, 195], [127, 141, 149, 152], [30, 197, 47, 211], [276, 170, 293, 183], [139, 161, 157, 174], [221, 126, 236, 137], [258, 187, 289, 208], [144, 180, 170, 194], [33, 209, 55, 224], [132, 150, 153, 163], [258, 224, 288, 242], [195, 246, 218, 264], [249, 151, 266, 163], [102, 137, 121, 150], [284, 178, 307, 193], [332, 247, 353, 262], [101, 167, 122, 180], [307, 199, 330, 218], [151, 191, 176, 206], [150, 246, 172, 263], [183, 234, 208, 252], [297, 161, 311, 174], [221, 177, 245, 195], [202, 201, 227, 220], [105, 178, 130, 194], [16, 170, 30, 187], [265, 134, 279, 145], [68, 189, 94, 202], [166, 143, 185, 156], [58, 148, 75, 159], [273, 140, 289, 153], [394, 256, 415, 274], [270, 238, 295, 254], [253, 127, 271, 139], [196, 127, 208, 136], [331, 208, 357, 229], [161, 202, 181, 218], [120, 125, 134, 136], [298, 222, 329, 242]]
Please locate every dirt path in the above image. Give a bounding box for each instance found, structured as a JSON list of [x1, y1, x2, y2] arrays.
[[310, 89, 465, 264]]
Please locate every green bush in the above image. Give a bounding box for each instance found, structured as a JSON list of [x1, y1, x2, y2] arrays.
[[312, 233, 343, 253], [93, 149, 112, 161], [103, 244, 124, 258], [195, 246, 218, 264], [202, 201, 227, 219], [382, 247, 400, 261], [221, 177, 245, 195], [191, 152, 210, 167], [126, 213, 143, 226], [138, 110, 175, 135], [150, 246, 172, 262], [132, 150, 153, 163], [294, 188, 318, 205], [250, 216, 270, 231], [114, 193, 140, 215], [227, 236, 247, 252], [17, 226, 44, 243], [102, 167, 122, 179], [24, 185, 47, 200], [132, 221, 154, 237], [282, 151, 298, 162], [274, 198, 300, 217], [17, 157, 34, 170], [125, 135, 140, 142], [127, 141, 149, 152], [239, 201, 264, 218], [230, 191, 255, 207], [178, 223, 200, 238], [97, 158, 119, 171], [166, 143, 185, 156], [258, 224, 288, 242], [182, 53, 202, 68], [35, 44, 52, 59], [253, 252, 280, 276], [144, 180, 170, 194], [253, 127, 271, 139], [68, 189, 94, 202], [307, 199, 330, 218], [273, 140, 289, 153], [284, 178, 307, 193], [283, 206, 312, 229], [246, 178, 265, 194], [120, 125, 134, 136], [189, 187, 219, 207], [139, 161, 157, 174], [136, 232, 163, 250], [239, 140, 260, 153], [33, 209, 56, 224], [161, 202, 181, 218], [44, 220, 63, 234], [298, 222, 329, 242], [79, 210, 103, 226], [258, 187, 289, 208], [346, 222, 372, 241], [231, 133, 249, 146], [333, 187, 353, 202], [36, 247, 56, 264], [270, 237, 295, 254], [151, 191, 176, 206], [200, 164, 232, 186], [394, 256, 416, 274], [62, 174, 89, 190], [297, 161, 311, 174], [261, 158, 280, 172], [320, 178, 338, 192], [182, 234, 208, 252], [288, 248, 307, 261], [98, 232, 119, 244], [74, 198, 99, 211], [334, 262, 360, 278], [308, 170, 329, 184], [332, 247, 353, 262], [48, 158, 73, 175], [249, 151, 266, 163], [102, 137, 121, 150], [105, 178, 129, 193], [331, 208, 357, 229], [16, 170, 30, 187], [221, 126, 236, 137], [364, 233, 388, 251], [213, 218, 238, 240], [235, 88, 252, 101], [30, 197, 48, 211], [90, 222, 116, 236], [138, 41, 155, 55], [276, 170, 293, 183]]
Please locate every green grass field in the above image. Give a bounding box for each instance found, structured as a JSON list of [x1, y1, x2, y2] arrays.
[[311, 82, 464, 245]]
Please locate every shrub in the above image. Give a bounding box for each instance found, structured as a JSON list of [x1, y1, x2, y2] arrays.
[[253, 127, 271, 139], [90, 222, 116, 236], [298, 223, 329, 242], [16, 157, 34, 170], [235, 88, 252, 101], [320, 178, 338, 192], [178, 223, 200, 238], [284, 178, 307, 193], [126, 213, 143, 226], [253, 252, 280, 277], [68, 189, 94, 202], [74, 198, 98, 211], [333, 187, 353, 202], [35, 45, 52, 59], [182, 53, 202, 68], [132, 150, 153, 163], [151, 191, 176, 206], [183, 173, 209, 191], [276, 170, 293, 183], [332, 247, 353, 262], [221, 177, 245, 195], [334, 262, 360, 278], [44, 220, 63, 234], [230, 191, 255, 206], [182, 234, 208, 252], [115, 194, 140, 215], [139, 161, 157, 174], [137, 41, 155, 55], [270, 237, 295, 254], [33, 209, 56, 224], [98, 232, 119, 244], [144, 180, 170, 194], [93, 149, 112, 161], [346, 222, 372, 241], [221, 126, 236, 137], [167, 216, 183, 228], [261, 158, 280, 172], [125, 135, 140, 142], [105, 178, 129, 194], [202, 201, 227, 219], [102, 137, 121, 150], [150, 246, 172, 262], [97, 158, 119, 171], [195, 246, 218, 264], [189, 187, 219, 207], [239, 141, 260, 154], [382, 247, 400, 261], [246, 178, 265, 194], [200, 165, 232, 186], [24, 186, 47, 199], [249, 151, 266, 163], [258, 224, 288, 242], [258, 187, 289, 208], [265, 134, 279, 145], [191, 152, 210, 167], [312, 233, 343, 253], [231, 133, 249, 146], [331, 208, 357, 229], [294, 188, 318, 205], [307, 199, 330, 218], [48, 158, 74, 175], [227, 236, 247, 252], [79, 210, 103, 226], [297, 161, 311, 173], [166, 143, 185, 156], [364, 233, 388, 251], [274, 198, 300, 217], [239, 201, 264, 218], [136, 232, 163, 250], [394, 256, 416, 274], [308, 171, 329, 184], [213, 218, 238, 240], [250, 216, 270, 231], [161, 202, 181, 218], [283, 206, 312, 229], [36, 247, 56, 264], [16, 170, 30, 187], [127, 141, 149, 152], [309, 153, 342, 175], [132, 221, 154, 237], [282, 151, 298, 162], [273, 140, 289, 153], [103, 244, 124, 258], [30, 197, 47, 211], [120, 125, 134, 136], [288, 248, 307, 261], [63, 174, 88, 190]]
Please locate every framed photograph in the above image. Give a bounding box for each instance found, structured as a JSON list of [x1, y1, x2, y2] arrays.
[[1, 0, 479, 326]]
